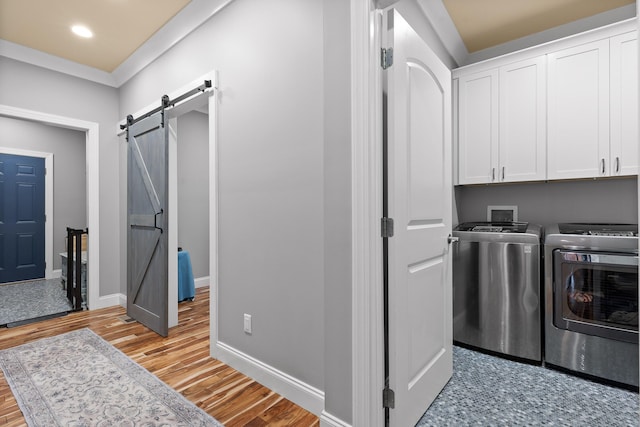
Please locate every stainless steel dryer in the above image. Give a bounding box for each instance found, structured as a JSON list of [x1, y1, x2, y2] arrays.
[[453, 222, 543, 362], [545, 223, 638, 387]]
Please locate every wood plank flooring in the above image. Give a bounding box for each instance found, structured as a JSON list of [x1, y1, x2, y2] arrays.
[[0, 287, 319, 426]]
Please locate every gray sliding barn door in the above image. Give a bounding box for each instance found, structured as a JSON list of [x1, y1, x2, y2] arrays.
[[127, 112, 169, 337]]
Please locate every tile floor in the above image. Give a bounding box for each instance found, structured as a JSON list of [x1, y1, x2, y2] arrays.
[[417, 346, 639, 426], [0, 279, 72, 327]]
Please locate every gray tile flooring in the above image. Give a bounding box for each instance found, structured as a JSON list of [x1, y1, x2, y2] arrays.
[[0, 278, 72, 326], [417, 346, 639, 426]]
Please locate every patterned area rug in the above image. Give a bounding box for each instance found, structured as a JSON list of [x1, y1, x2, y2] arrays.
[[0, 279, 72, 326], [417, 346, 639, 426], [0, 328, 222, 426]]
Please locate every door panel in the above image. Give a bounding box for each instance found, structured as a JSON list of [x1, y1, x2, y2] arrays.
[[385, 9, 453, 426], [127, 112, 169, 337], [0, 153, 45, 283]]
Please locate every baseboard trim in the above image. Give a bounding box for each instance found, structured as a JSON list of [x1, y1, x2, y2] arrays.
[[194, 276, 209, 288], [214, 341, 324, 416], [90, 293, 124, 310], [51, 269, 62, 279], [320, 411, 352, 427]]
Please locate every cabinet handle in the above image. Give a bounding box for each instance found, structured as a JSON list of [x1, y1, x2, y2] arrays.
[[601, 158, 605, 175], [616, 157, 620, 173], [502, 166, 505, 180], [492, 168, 495, 181]]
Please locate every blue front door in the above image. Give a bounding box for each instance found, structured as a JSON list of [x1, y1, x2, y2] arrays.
[[0, 153, 46, 283]]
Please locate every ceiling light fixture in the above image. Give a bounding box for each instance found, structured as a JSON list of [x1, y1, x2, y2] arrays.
[[71, 25, 93, 38]]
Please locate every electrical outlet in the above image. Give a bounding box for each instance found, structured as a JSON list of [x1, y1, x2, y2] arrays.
[[244, 313, 252, 334]]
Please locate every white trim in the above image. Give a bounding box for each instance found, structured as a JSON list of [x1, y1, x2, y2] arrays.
[[112, 0, 234, 87], [320, 411, 352, 427], [194, 276, 209, 288], [168, 119, 179, 328], [464, 4, 637, 65], [0, 105, 100, 311], [51, 269, 61, 279], [453, 19, 637, 76], [209, 76, 220, 360], [351, 1, 384, 426], [416, 0, 469, 66], [0, 146, 54, 280], [0, 40, 116, 87], [95, 292, 124, 310], [214, 341, 324, 416]]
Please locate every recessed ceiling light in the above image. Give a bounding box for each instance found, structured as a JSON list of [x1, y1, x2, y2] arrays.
[[71, 25, 93, 38]]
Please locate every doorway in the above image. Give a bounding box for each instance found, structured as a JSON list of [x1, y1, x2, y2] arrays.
[[122, 73, 216, 335], [0, 104, 101, 312]]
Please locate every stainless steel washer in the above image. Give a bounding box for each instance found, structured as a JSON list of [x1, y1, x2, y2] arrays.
[[545, 223, 638, 387], [453, 222, 543, 362]]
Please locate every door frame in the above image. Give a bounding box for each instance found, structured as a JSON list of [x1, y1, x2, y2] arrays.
[[0, 105, 101, 309], [119, 71, 217, 331], [350, 1, 385, 426], [0, 147, 53, 280]]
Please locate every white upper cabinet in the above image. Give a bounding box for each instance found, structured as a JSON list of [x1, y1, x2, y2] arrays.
[[547, 39, 610, 180], [499, 57, 546, 182], [455, 22, 637, 185], [457, 57, 545, 185], [458, 70, 498, 184], [610, 32, 638, 177]]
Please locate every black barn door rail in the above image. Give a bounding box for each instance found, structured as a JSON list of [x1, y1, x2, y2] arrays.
[[120, 80, 212, 138]]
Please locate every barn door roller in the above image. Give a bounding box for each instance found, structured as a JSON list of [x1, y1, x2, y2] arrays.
[[120, 80, 212, 140]]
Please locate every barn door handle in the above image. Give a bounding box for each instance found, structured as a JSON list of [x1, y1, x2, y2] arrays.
[[154, 209, 164, 234]]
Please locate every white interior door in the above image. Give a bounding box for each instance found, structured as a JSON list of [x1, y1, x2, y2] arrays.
[[385, 9, 453, 426]]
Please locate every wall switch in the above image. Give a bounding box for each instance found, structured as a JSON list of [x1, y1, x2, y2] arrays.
[[244, 313, 252, 334]]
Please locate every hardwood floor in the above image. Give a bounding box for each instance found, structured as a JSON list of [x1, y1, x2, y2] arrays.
[[0, 287, 319, 427]]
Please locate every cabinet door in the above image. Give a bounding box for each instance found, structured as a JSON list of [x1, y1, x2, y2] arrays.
[[457, 70, 499, 184], [547, 39, 609, 179], [610, 32, 638, 177], [499, 57, 546, 182]]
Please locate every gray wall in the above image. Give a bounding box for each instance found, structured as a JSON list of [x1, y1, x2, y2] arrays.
[[0, 57, 121, 297], [323, 0, 352, 422], [119, 0, 325, 392], [176, 111, 209, 279], [0, 116, 86, 270], [455, 177, 638, 227]]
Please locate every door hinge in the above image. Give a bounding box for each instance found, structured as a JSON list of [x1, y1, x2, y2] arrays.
[[381, 217, 394, 238], [381, 47, 394, 70], [383, 387, 395, 409]]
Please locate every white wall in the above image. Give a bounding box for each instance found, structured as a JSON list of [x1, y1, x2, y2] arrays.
[[0, 57, 121, 297], [118, 0, 325, 396], [0, 116, 86, 269]]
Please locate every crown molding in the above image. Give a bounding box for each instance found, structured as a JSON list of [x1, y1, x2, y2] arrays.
[[111, 0, 234, 87], [416, 2, 636, 68], [0, 0, 235, 88], [416, 0, 468, 67], [463, 4, 637, 65], [0, 39, 117, 87]]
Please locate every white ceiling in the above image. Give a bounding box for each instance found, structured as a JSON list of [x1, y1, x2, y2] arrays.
[[0, 0, 636, 87]]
